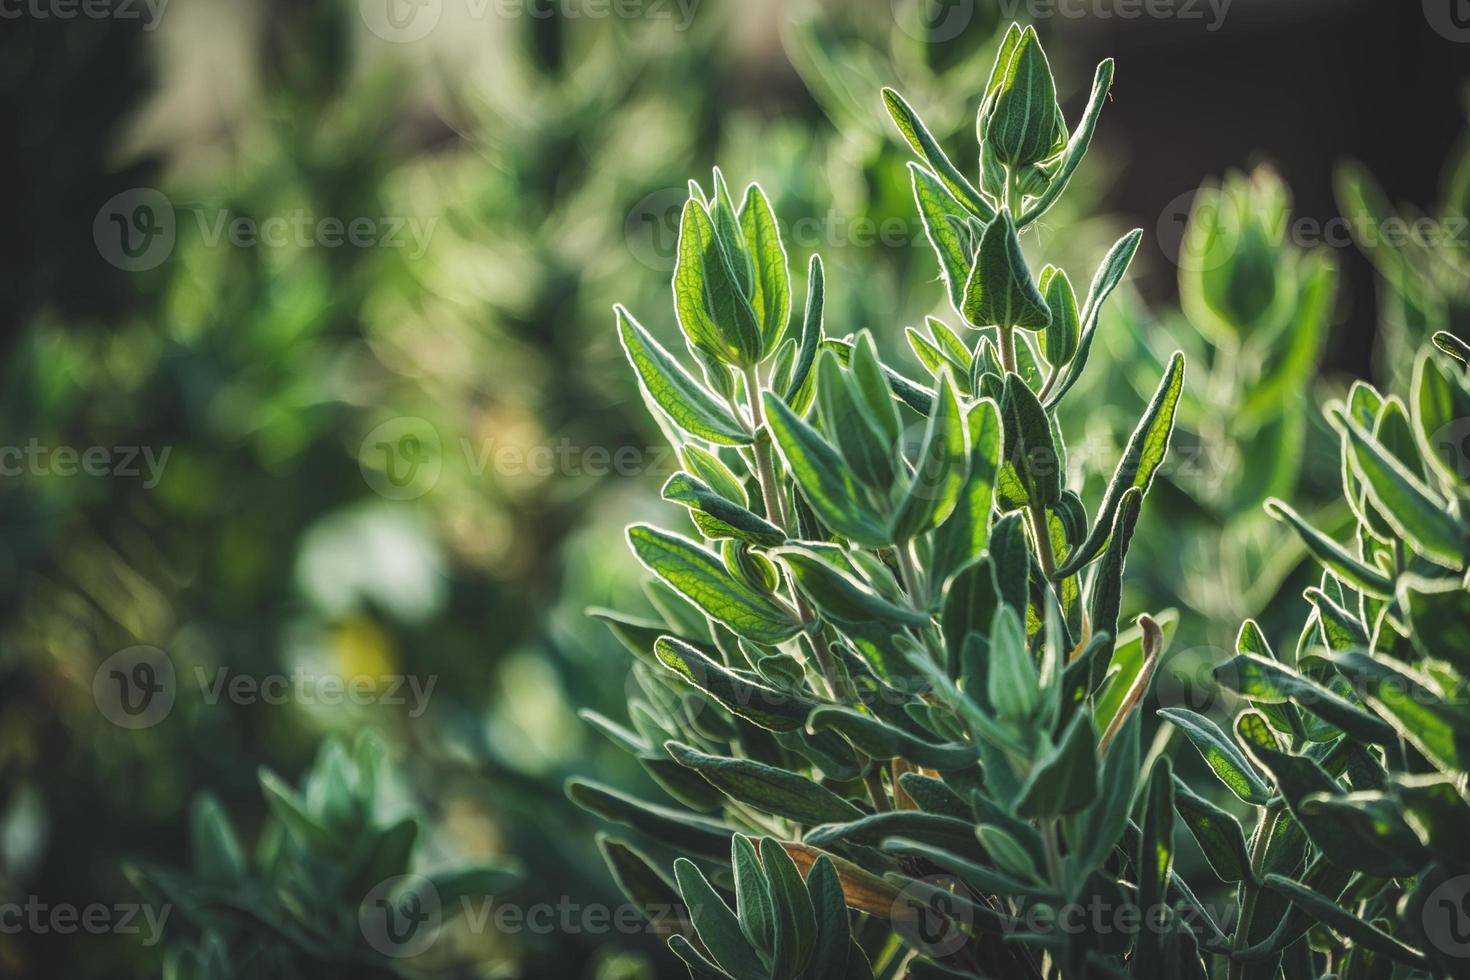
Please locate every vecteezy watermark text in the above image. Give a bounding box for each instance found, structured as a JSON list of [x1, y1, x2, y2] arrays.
[[0, 440, 170, 487], [0, 897, 171, 946], [93, 647, 438, 729], [94, 188, 438, 272], [998, 0, 1231, 30], [0, 0, 167, 28]]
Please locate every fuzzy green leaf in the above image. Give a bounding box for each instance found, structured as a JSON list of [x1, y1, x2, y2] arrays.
[[675, 198, 762, 366], [962, 212, 1051, 331], [617, 306, 752, 445], [666, 742, 863, 825], [763, 391, 890, 547], [739, 184, 791, 356], [654, 636, 817, 733], [1055, 353, 1183, 576], [882, 88, 995, 221], [1158, 707, 1271, 805], [628, 525, 799, 644]]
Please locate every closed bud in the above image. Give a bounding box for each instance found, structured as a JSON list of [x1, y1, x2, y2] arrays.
[[981, 27, 1066, 169]]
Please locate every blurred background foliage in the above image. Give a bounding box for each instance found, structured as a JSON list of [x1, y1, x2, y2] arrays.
[[0, 0, 1465, 977]]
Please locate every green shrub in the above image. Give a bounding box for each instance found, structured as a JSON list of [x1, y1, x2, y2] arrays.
[[1177, 329, 1469, 978], [577, 24, 1207, 977], [131, 733, 517, 979]]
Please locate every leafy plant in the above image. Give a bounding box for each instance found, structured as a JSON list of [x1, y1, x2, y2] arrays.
[[131, 732, 518, 980], [575, 25, 1217, 977], [1336, 118, 1470, 386], [1107, 166, 1340, 641], [1163, 329, 1470, 977]]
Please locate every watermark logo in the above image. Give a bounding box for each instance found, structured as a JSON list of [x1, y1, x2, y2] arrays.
[[893, 875, 974, 957], [1430, 418, 1470, 483], [93, 646, 176, 730], [1156, 189, 1237, 275], [892, 0, 975, 43], [94, 188, 176, 272], [1423, 875, 1470, 957], [624, 187, 688, 273], [360, 875, 442, 958], [360, 0, 442, 42], [1425, 0, 1470, 43], [360, 417, 443, 500], [1151, 646, 1239, 722]]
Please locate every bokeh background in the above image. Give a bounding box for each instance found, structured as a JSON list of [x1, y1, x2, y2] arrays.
[[1, 0, 1466, 976]]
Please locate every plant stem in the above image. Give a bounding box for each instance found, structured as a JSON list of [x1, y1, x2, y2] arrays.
[[997, 324, 1017, 375], [1229, 802, 1283, 980], [1027, 499, 1058, 580], [745, 362, 789, 533], [894, 539, 927, 609]]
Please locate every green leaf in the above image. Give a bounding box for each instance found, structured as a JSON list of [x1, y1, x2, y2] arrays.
[[1045, 230, 1144, 408], [1403, 576, 1470, 672], [1157, 707, 1271, 804], [1040, 266, 1080, 367], [628, 525, 799, 644], [1074, 711, 1140, 875], [1019, 59, 1115, 227], [1134, 758, 1175, 978], [675, 198, 762, 366], [668, 934, 734, 979], [807, 706, 978, 770], [1086, 486, 1144, 663], [1433, 330, 1470, 366], [730, 834, 775, 960], [816, 351, 896, 490], [962, 211, 1051, 331], [760, 836, 816, 978], [1055, 353, 1183, 576], [616, 306, 752, 446], [666, 742, 862, 825], [597, 835, 687, 934], [1393, 774, 1470, 865], [763, 391, 890, 547], [1333, 406, 1468, 568], [1261, 874, 1428, 971], [663, 473, 785, 547], [654, 636, 816, 733], [910, 164, 976, 315], [988, 606, 1040, 724], [1330, 650, 1470, 774], [674, 857, 765, 980], [1413, 347, 1470, 491], [807, 813, 986, 864], [739, 184, 791, 356], [998, 371, 1061, 509], [774, 546, 928, 628], [882, 87, 995, 221], [1171, 776, 1250, 883], [1214, 652, 1395, 745], [568, 780, 732, 859], [1015, 710, 1099, 818], [983, 26, 1063, 169], [891, 371, 968, 541], [804, 857, 851, 980], [932, 399, 1002, 590], [785, 255, 825, 412], [1263, 499, 1395, 597], [189, 795, 246, 884]]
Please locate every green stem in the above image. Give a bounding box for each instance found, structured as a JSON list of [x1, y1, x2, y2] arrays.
[[745, 362, 789, 532], [1027, 499, 1058, 580], [1230, 803, 1284, 980], [997, 324, 1017, 376]]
